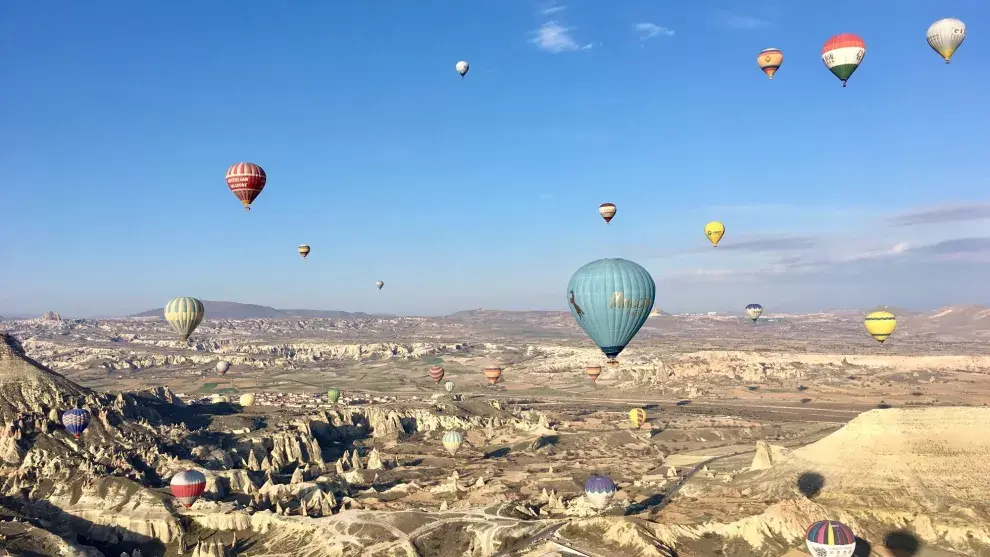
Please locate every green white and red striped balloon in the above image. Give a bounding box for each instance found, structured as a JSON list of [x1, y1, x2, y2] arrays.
[[822, 33, 866, 87]]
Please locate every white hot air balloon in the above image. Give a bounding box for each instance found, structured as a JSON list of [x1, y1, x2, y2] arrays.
[[442, 430, 463, 456], [455, 60, 470, 77], [216, 360, 230, 375], [170, 469, 207, 508], [376, 281, 384, 290], [927, 18, 966, 64], [444, 381, 455, 393]]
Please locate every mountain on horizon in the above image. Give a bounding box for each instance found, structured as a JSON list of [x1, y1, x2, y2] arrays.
[[130, 300, 384, 320]]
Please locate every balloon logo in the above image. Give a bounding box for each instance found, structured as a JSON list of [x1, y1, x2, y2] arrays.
[[927, 19, 966, 64], [226, 162, 267, 211], [704, 221, 725, 247]]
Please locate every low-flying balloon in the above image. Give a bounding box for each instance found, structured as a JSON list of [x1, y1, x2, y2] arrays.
[[444, 380, 455, 393], [429, 366, 445, 384], [62, 408, 90, 439], [226, 162, 267, 211], [927, 18, 966, 64], [211, 394, 230, 404], [586, 365, 602, 382], [164, 297, 205, 342], [327, 388, 341, 404], [629, 408, 646, 428], [298, 244, 311, 259], [376, 281, 384, 290], [745, 304, 763, 322], [805, 520, 857, 557], [864, 310, 896, 344], [757, 48, 784, 79], [599, 203, 617, 224], [483, 366, 502, 386], [822, 34, 866, 87], [584, 475, 617, 511], [239, 393, 255, 406], [704, 221, 725, 247], [216, 360, 230, 376], [567, 258, 655, 365], [455, 60, 469, 77], [442, 431, 463, 456], [170, 469, 207, 508]]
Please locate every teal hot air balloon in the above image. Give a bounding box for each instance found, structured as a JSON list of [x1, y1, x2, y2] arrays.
[[567, 258, 655, 364], [164, 297, 205, 341]]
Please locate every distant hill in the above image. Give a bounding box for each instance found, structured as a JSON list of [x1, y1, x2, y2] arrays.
[[130, 300, 377, 320]]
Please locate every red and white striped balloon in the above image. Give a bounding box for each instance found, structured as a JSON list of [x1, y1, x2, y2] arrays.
[[225, 162, 267, 211], [170, 469, 207, 508], [429, 366, 445, 384]]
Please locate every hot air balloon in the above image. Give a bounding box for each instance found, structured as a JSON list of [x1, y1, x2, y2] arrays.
[[584, 475, 617, 510], [239, 393, 255, 406], [745, 304, 763, 322], [599, 203, 617, 224], [226, 162, 267, 211], [757, 48, 783, 79], [927, 18, 966, 64], [216, 360, 230, 376], [170, 469, 207, 508], [376, 281, 384, 290], [704, 221, 725, 247], [327, 388, 341, 404], [444, 381, 455, 393], [822, 34, 866, 87], [567, 258, 655, 365], [164, 297, 205, 342], [442, 430, 463, 456], [211, 394, 230, 404], [455, 60, 470, 77], [483, 366, 502, 386], [429, 366, 445, 384], [629, 408, 646, 428], [62, 408, 90, 439], [864, 310, 896, 344], [586, 365, 602, 382], [805, 520, 856, 557], [298, 244, 311, 259]]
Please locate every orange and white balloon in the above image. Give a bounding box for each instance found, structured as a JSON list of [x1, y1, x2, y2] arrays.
[[757, 48, 783, 79]]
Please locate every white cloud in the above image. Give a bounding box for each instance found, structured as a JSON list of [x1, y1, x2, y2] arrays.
[[714, 10, 770, 30], [540, 4, 566, 16], [531, 21, 593, 53], [634, 22, 675, 41]]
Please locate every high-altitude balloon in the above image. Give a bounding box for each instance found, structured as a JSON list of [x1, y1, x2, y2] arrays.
[[822, 34, 866, 87], [429, 366, 445, 384], [62, 409, 90, 439], [239, 393, 255, 406], [455, 60, 470, 77], [216, 361, 230, 376], [757, 48, 783, 79], [584, 475, 616, 511], [483, 366, 502, 386], [444, 380, 455, 393], [745, 304, 763, 322], [376, 281, 385, 290], [226, 162, 267, 211], [298, 244, 311, 259], [567, 258, 655, 364], [327, 388, 341, 404], [629, 408, 646, 428], [864, 310, 896, 344], [805, 520, 856, 557], [704, 221, 725, 247], [164, 297, 205, 342], [599, 203, 617, 224], [927, 19, 966, 64], [442, 431, 463, 456], [170, 469, 207, 508], [586, 365, 602, 382]]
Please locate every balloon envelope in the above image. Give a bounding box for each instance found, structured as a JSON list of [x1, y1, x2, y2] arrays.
[[442, 430, 463, 456], [745, 304, 764, 322], [864, 310, 896, 343], [62, 408, 90, 438], [164, 297, 205, 341], [216, 361, 230, 375], [927, 18, 965, 63], [298, 244, 311, 258], [376, 281, 384, 290], [586, 365, 602, 382], [429, 366, 445, 384], [757, 48, 783, 79], [444, 380, 455, 393], [327, 388, 341, 404], [822, 34, 866, 87], [239, 393, 255, 406], [455, 60, 469, 76], [806, 520, 856, 557], [704, 221, 725, 247], [226, 162, 267, 211], [170, 469, 207, 508], [629, 408, 646, 428], [584, 475, 616, 510], [567, 258, 655, 362], [483, 366, 502, 385], [599, 203, 616, 223]]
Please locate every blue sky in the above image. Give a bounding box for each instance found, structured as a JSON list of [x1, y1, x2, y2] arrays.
[[2, 0, 990, 317]]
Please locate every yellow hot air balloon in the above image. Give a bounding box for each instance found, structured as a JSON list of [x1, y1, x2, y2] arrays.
[[757, 48, 784, 79], [704, 221, 725, 247], [239, 393, 256, 406], [629, 408, 646, 428], [864, 310, 897, 344]]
